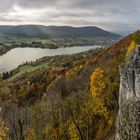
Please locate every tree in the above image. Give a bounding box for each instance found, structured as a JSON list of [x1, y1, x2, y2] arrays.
[[133, 32, 140, 44], [31, 103, 46, 140], [2, 103, 28, 140], [125, 41, 136, 59], [90, 68, 106, 97], [2, 72, 10, 80], [0, 120, 8, 140]]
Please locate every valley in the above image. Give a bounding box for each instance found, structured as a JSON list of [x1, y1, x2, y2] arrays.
[[0, 0, 139, 139], [0, 25, 121, 56], [0, 26, 139, 140]]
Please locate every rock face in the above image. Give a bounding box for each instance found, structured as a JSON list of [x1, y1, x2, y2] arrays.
[[116, 46, 140, 140]]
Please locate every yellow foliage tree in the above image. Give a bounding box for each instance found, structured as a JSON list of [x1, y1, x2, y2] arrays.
[[108, 117, 113, 127], [0, 121, 8, 140], [66, 65, 83, 79], [125, 41, 136, 59], [68, 123, 79, 140], [93, 103, 108, 118], [90, 68, 106, 97]]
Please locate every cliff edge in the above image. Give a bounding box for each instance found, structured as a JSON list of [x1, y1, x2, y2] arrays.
[[117, 46, 140, 139]]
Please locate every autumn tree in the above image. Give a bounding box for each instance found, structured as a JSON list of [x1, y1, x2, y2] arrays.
[[0, 120, 8, 140], [125, 41, 136, 59], [90, 67, 106, 97], [31, 103, 46, 140], [2, 103, 28, 140]]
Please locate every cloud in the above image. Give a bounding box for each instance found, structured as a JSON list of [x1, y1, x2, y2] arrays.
[[0, 0, 139, 34]]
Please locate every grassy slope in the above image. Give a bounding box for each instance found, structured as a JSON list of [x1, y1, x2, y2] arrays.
[[8, 62, 48, 81]]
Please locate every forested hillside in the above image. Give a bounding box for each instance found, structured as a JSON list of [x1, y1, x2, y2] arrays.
[[0, 31, 140, 140], [0, 25, 121, 39]]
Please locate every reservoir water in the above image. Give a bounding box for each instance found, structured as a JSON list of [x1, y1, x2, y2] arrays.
[[0, 46, 100, 72]]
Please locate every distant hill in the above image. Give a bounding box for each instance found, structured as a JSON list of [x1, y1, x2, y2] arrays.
[[0, 25, 122, 39]]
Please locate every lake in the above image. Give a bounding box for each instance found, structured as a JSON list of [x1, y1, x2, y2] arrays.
[[0, 46, 100, 72]]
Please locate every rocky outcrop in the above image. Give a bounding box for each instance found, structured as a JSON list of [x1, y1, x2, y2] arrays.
[[116, 46, 140, 139]]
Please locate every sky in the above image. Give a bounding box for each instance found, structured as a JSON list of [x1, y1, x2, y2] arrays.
[[0, 0, 140, 35]]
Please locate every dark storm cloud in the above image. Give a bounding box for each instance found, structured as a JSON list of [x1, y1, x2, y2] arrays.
[[0, 0, 140, 34]]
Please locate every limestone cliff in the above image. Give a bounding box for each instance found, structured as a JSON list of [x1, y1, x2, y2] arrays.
[[116, 46, 140, 139]]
